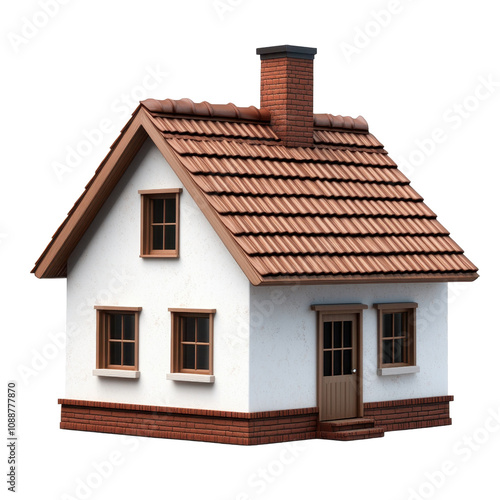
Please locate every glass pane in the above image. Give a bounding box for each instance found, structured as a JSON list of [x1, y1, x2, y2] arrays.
[[382, 313, 393, 338], [344, 321, 352, 348], [343, 349, 352, 375], [123, 343, 135, 366], [323, 350, 332, 377], [198, 317, 210, 343], [152, 199, 164, 223], [394, 338, 404, 364], [165, 197, 176, 224], [394, 313, 403, 337], [152, 225, 163, 250], [323, 322, 332, 349], [183, 344, 195, 369], [382, 340, 393, 364], [333, 350, 342, 376], [109, 314, 122, 339], [197, 345, 209, 370], [123, 315, 135, 340], [183, 317, 196, 342], [164, 225, 176, 250], [333, 322, 342, 348], [109, 342, 121, 365]]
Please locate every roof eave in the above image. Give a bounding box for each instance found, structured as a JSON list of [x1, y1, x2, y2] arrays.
[[257, 272, 479, 286]]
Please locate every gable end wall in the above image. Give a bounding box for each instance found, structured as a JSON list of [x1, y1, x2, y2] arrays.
[[65, 138, 251, 412]]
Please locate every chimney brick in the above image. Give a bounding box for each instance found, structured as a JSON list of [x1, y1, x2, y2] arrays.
[[257, 45, 317, 148]]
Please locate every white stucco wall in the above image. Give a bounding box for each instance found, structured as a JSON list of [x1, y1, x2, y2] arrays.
[[65, 138, 450, 414], [248, 282, 448, 412], [66, 138, 251, 411]]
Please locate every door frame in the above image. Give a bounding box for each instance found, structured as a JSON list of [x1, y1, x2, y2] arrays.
[[311, 303, 367, 421]]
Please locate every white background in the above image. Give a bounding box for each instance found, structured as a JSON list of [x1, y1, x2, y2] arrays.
[[2, 1, 499, 499]]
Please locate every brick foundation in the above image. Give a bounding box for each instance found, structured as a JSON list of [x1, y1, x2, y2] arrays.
[[59, 395, 453, 444], [58, 399, 318, 445], [363, 395, 453, 432]]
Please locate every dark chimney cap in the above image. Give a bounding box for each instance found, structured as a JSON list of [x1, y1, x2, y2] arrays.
[[256, 45, 317, 60]]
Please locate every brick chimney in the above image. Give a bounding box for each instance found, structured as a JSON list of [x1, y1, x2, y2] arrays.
[[256, 45, 317, 148]]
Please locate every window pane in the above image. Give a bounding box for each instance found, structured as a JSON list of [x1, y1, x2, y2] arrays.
[[382, 314, 393, 338], [109, 342, 121, 365], [165, 197, 176, 223], [152, 199, 164, 223], [123, 315, 135, 340], [164, 225, 176, 250], [183, 317, 196, 342], [333, 322, 342, 348], [394, 313, 404, 337], [394, 338, 405, 364], [323, 350, 332, 377], [109, 314, 122, 339], [198, 317, 210, 343], [343, 349, 352, 375], [183, 344, 195, 369], [197, 345, 209, 370], [152, 225, 163, 250], [333, 350, 342, 376], [123, 343, 135, 366], [343, 321, 352, 348], [323, 322, 332, 349], [382, 340, 393, 364]]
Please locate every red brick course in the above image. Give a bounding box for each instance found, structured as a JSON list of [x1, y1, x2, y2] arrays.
[[58, 399, 318, 445], [363, 395, 453, 432], [58, 396, 453, 444]]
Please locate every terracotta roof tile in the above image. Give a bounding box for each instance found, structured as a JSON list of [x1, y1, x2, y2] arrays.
[[150, 116, 278, 141], [147, 100, 476, 281], [168, 138, 396, 166], [32, 97, 478, 283]]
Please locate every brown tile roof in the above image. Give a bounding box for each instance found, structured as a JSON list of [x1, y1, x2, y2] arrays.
[[32, 98, 478, 284]]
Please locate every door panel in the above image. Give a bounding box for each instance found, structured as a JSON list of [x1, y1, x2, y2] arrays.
[[319, 313, 360, 420]]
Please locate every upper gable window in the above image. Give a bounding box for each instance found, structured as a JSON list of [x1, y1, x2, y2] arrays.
[[139, 189, 182, 258]]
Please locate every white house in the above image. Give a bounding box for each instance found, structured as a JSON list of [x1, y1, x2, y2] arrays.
[[33, 45, 478, 444]]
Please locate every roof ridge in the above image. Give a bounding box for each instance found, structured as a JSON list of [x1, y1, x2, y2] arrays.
[[141, 97, 271, 122], [314, 113, 369, 132], [141, 97, 369, 132]]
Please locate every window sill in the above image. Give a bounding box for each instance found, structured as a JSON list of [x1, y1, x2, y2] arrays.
[[139, 254, 179, 259], [377, 366, 420, 376], [93, 369, 140, 379], [166, 373, 215, 384]]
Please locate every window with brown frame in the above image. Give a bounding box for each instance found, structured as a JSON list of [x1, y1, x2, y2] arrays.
[[169, 309, 215, 375], [374, 303, 417, 369], [95, 306, 141, 370], [139, 189, 182, 257]]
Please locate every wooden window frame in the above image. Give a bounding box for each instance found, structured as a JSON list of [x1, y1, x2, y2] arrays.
[[95, 306, 142, 371], [169, 308, 216, 375], [139, 188, 182, 258], [374, 303, 418, 370]]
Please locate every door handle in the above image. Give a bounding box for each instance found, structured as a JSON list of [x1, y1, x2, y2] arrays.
[[351, 369, 357, 374]]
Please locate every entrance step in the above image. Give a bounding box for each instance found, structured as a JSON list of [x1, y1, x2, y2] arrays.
[[319, 418, 385, 441]]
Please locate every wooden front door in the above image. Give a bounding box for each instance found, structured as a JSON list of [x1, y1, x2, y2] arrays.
[[319, 313, 360, 421]]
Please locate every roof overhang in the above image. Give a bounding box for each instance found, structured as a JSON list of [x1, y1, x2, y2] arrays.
[[33, 105, 479, 286]]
